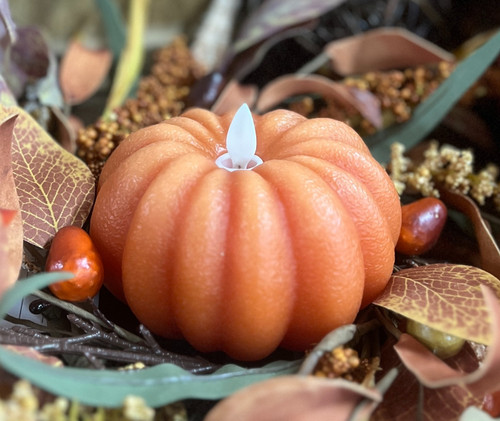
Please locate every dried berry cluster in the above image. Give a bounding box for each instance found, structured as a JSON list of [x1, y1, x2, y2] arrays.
[[389, 141, 500, 208], [289, 61, 455, 134], [76, 37, 204, 178], [313, 346, 362, 381]]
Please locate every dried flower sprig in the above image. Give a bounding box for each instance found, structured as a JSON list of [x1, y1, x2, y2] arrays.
[[388, 141, 500, 210]]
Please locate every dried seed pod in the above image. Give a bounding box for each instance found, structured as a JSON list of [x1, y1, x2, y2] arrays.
[[396, 197, 447, 255]]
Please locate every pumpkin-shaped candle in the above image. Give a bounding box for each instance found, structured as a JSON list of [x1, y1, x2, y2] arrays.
[[90, 105, 401, 360]]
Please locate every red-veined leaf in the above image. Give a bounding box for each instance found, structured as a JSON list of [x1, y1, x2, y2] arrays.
[[373, 264, 500, 345], [0, 106, 95, 248], [394, 285, 500, 396], [0, 115, 23, 291]]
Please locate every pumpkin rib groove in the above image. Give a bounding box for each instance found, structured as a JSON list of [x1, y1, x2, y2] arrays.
[[98, 124, 212, 188], [253, 110, 307, 159], [165, 112, 228, 158], [221, 169, 296, 360], [256, 160, 365, 350], [286, 155, 395, 307], [264, 118, 370, 158], [90, 141, 203, 301], [121, 154, 216, 337], [273, 139, 401, 245], [171, 168, 231, 353]]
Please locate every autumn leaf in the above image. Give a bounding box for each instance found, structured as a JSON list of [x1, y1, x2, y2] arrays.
[[0, 106, 95, 248], [254, 74, 382, 128], [439, 188, 500, 280], [373, 263, 500, 345], [233, 0, 346, 54], [204, 375, 383, 421], [0, 115, 23, 290], [373, 336, 482, 420], [324, 27, 454, 76], [394, 285, 500, 397], [59, 40, 112, 105]]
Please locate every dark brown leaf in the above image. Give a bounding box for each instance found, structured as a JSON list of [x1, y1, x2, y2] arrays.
[[233, 0, 346, 54], [0, 115, 23, 291]]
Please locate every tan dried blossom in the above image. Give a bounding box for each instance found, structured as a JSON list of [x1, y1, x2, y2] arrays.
[[389, 141, 500, 211], [123, 396, 155, 421], [313, 346, 361, 380], [389, 142, 411, 195]]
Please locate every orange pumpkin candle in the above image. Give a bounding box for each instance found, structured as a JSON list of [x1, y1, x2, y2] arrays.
[[90, 104, 401, 360]]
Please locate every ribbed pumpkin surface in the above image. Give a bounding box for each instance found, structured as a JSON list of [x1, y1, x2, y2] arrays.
[[90, 108, 401, 360]]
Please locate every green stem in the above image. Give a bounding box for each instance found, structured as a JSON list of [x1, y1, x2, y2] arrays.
[[103, 0, 150, 118]]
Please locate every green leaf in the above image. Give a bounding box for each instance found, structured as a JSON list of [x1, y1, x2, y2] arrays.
[[367, 30, 500, 164], [0, 350, 300, 407], [0, 271, 301, 408], [0, 272, 73, 318], [94, 0, 126, 58]]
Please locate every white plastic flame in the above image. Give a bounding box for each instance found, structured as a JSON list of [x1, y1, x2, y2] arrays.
[[215, 103, 263, 172]]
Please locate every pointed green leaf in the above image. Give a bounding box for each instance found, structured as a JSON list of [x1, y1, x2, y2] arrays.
[[0, 271, 301, 408], [367, 30, 500, 163]]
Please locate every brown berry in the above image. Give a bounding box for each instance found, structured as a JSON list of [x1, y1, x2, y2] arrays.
[[396, 197, 447, 255]]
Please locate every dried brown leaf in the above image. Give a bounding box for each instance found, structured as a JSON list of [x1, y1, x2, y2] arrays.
[[0, 106, 95, 248], [254, 74, 382, 128], [234, 0, 346, 54], [205, 375, 382, 421], [59, 40, 112, 105], [0, 115, 23, 290], [394, 285, 500, 396], [211, 79, 258, 114], [373, 264, 500, 345], [324, 27, 454, 76], [439, 188, 500, 279], [373, 337, 482, 421]]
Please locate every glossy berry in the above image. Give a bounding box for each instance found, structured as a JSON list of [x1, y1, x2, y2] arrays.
[[396, 197, 447, 256], [406, 318, 465, 359], [482, 390, 500, 417], [45, 226, 104, 302]]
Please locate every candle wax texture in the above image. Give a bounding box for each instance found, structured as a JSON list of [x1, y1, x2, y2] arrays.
[[90, 107, 401, 360]]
